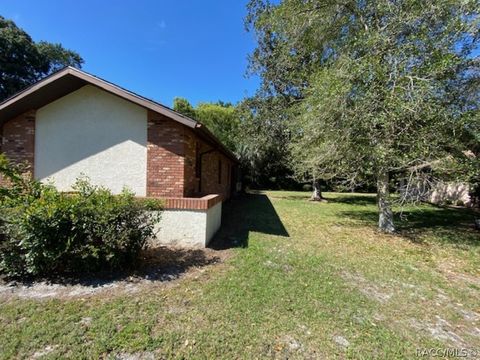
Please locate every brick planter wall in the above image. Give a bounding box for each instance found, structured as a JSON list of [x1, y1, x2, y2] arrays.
[[161, 194, 223, 210], [149, 194, 223, 247]]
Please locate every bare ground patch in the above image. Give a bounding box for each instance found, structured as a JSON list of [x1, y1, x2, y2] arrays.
[[409, 316, 469, 348], [262, 334, 320, 360], [110, 352, 156, 360], [0, 246, 229, 300], [340, 270, 480, 348], [438, 262, 480, 289], [425, 290, 480, 346], [31, 345, 59, 359], [340, 271, 394, 303]]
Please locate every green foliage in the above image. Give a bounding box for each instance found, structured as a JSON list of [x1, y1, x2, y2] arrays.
[[35, 41, 84, 74], [196, 102, 240, 151], [173, 95, 298, 189], [247, 0, 480, 227], [173, 97, 197, 119], [236, 96, 296, 189], [0, 156, 163, 278], [0, 16, 83, 101], [173, 97, 241, 152]]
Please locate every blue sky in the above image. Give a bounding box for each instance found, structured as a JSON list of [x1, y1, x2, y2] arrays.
[[1, 0, 260, 107]]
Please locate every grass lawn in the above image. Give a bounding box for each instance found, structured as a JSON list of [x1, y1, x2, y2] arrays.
[[0, 191, 479, 359]]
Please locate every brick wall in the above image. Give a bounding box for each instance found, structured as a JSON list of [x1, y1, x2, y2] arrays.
[[183, 129, 197, 197], [181, 128, 236, 200], [1, 107, 236, 200], [0, 110, 36, 175], [147, 110, 186, 197], [200, 150, 234, 200]]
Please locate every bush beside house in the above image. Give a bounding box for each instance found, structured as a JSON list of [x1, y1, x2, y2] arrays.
[[0, 155, 163, 278]]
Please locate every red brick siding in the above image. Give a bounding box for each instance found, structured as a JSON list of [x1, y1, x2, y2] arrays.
[[183, 129, 197, 197], [1, 108, 236, 200], [200, 150, 234, 200], [160, 194, 222, 210], [181, 129, 236, 200], [0, 110, 36, 175], [147, 110, 186, 197]]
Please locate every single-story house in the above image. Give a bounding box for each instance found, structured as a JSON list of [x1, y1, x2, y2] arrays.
[[0, 67, 239, 247]]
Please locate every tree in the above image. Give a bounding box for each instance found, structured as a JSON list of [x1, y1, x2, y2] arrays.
[[196, 102, 240, 152], [35, 41, 83, 74], [173, 97, 241, 152], [173, 97, 197, 119], [173, 95, 293, 188], [236, 96, 294, 189], [0, 16, 83, 101], [248, 0, 479, 232], [246, 0, 334, 198]]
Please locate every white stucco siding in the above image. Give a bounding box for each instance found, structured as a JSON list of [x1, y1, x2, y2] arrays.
[[35, 85, 148, 195], [205, 202, 222, 245], [152, 210, 208, 247], [150, 202, 222, 248]]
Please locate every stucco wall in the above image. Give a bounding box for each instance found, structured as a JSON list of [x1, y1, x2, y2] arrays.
[[35, 85, 148, 195], [205, 201, 222, 243], [150, 202, 222, 247]]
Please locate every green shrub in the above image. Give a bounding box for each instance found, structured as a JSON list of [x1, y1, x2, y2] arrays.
[[0, 155, 163, 278]]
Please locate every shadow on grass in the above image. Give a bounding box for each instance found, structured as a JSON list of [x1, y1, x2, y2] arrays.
[[330, 195, 377, 206], [268, 193, 378, 205], [1, 194, 288, 285], [340, 205, 479, 247], [266, 192, 311, 201], [2, 246, 220, 287], [209, 193, 289, 250], [132, 246, 221, 281]]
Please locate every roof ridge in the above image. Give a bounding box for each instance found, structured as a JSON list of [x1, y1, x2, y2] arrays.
[[65, 67, 200, 126]]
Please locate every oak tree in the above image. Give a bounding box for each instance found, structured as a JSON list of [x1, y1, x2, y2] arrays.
[[248, 0, 479, 232]]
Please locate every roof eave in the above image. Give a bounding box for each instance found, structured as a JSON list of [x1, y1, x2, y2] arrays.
[[195, 124, 239, 163], [0, 67, 198, 129], [0, 66, 239, 162]]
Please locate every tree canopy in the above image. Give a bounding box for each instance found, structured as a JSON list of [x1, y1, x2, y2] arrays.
[[0, 16, 83, 101], [173, 96, 293, 188], [173, 97, 241, 153], [247, 0, 480, 231], [173, 97, 196, 119], [236, 95, 295, 188], [195, 102, 240, 152]]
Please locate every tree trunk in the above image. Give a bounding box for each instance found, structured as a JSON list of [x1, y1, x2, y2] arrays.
[[377, 171, 395, 233], [311, 179, 327, 202]]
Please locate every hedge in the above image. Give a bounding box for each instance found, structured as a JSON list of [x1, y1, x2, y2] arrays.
[[0, 155, 163, 278]]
